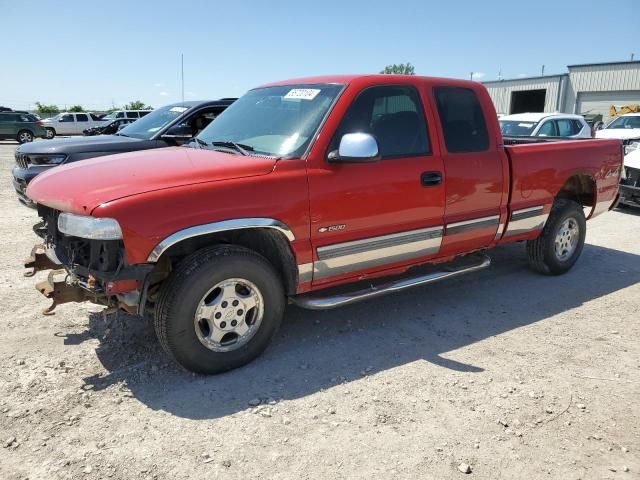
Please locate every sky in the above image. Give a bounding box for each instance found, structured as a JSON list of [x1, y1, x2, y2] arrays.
[[1, 0, 637, 111]]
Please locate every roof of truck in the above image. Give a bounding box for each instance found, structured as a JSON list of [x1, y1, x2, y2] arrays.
[[260, 74, 480, 88]]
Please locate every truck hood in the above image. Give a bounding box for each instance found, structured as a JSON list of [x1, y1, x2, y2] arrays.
[[27, 147, 277, 214], [17, 134, 143, 154], [595, 129, 640, 140]]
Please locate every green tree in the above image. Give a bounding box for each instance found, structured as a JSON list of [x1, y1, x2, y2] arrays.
[[34, 102, 60, 114], [124, 100, 152, 110], [379, 63, 415, 75], [69, 105, 85, 112]]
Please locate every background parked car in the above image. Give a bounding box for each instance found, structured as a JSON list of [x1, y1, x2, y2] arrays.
[[83, 117, 136, 136], [40, 112, 104, 138], [100, 109, 152, 122], [499, 113, 592, 138], [13, 98, 235, 207], [620, 142, 640, 207], [0, 111, 47, 143], [595, 113, 640, 152]]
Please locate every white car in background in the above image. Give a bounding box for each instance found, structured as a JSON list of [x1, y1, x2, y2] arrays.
[[100, 109, 152, 121], [499, 113, 592, 138], [619, 142, 640, 207], [595, 113, 640, 152], [40, 112, 104, 138]]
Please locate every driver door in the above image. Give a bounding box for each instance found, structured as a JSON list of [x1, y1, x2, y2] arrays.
[[307, 85, 446, 285]]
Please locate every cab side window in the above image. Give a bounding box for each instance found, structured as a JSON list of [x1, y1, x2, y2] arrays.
[[331, 85, 429, 158], [537, 121, 557, 136], [59, 114, 74, 122], [434, 86, 489, 153], [75, 114, 89, 122]]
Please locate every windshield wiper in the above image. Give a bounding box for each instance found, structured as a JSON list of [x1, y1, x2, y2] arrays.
[[210, 141, 254, 156], [184, 137, 208, 149]]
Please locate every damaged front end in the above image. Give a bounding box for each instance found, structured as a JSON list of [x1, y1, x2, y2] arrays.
[[26, 206, 154, 315]]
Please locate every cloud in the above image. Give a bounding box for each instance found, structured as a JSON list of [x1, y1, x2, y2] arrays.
[[472, 72, 485, 79], [159, 91, 169, 96], [517, 73, 528, 78], [186, 91, 197, 98], [154, 83, 164, 88]]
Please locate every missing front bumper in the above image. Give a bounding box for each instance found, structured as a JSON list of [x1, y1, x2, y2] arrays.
[[35, 269, 97, 315]]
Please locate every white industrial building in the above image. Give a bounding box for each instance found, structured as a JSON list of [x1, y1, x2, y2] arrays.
[[483, 60, 640, 121]]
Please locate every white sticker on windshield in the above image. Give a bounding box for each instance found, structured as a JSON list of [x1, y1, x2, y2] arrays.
[[284, 88, 321, 100], [170, 107, 188, 113], [518, 123, 534, 128]]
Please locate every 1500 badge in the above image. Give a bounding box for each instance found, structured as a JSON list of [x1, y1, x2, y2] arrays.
[[318, 224, 346, 233]]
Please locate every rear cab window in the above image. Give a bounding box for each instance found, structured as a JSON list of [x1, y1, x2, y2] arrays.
[[434, 86, 489, 152], [75, 114, 89, 122]]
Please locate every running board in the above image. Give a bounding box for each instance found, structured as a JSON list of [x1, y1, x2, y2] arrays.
[[290, 254, 491, 310]]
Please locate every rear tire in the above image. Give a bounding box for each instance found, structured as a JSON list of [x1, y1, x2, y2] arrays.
[[45, 128, 55, 139], [526, 199, 586, 275], [154, 245, 285, 374], [17, 130, 34, 144]]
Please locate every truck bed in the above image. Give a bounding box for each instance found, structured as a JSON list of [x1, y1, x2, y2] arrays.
[[503, 137, 622, 215], [502, 136, 592, 145]]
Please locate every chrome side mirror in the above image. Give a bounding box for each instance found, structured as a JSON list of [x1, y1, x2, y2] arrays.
[[328, 133, 381, 163]]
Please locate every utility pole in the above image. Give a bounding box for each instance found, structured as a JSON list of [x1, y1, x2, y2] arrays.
[[632, 53, 635, 61], [181, 54, 185, 103], [470, 72, 474, 81], [541, 65, 545, 76]]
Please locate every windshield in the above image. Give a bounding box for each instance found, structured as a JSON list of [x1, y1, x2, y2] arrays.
[[500, 120, 538, 136], [606, 116, 640, 129], [118, 104, 189, 139], [101, 112, 117, 121], [197, 84, 343, 157]]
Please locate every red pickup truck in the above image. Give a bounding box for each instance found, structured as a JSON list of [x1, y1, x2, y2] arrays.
[[25, 75, 622, 374]]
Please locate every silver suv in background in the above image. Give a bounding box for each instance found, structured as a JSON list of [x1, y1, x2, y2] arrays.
[[499, 113, 593, 138]]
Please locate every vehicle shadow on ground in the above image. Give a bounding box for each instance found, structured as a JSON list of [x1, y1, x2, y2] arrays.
[[74, 242, 640, 419]]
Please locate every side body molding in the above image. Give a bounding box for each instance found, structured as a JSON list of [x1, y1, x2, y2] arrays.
[[146, 218, 296, 263]]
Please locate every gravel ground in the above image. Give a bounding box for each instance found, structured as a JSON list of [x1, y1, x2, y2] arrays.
[[0, 140, 638, 480]]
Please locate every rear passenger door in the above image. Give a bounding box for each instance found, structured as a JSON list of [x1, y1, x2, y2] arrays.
[[0, 113, 16, 137], [74, 113, 89, 134], [432, 86, 506, 256]]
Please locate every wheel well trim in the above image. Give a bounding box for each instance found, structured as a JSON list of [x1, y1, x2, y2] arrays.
[[146, 218, 296, 263]]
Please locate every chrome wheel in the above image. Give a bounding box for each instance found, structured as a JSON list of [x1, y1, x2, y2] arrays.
[[554, 217, 579, 262], [18, 131, 33, 143], [194, 278, 264, 353]]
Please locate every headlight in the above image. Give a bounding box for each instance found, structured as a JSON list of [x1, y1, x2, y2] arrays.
[[58, 213, 122, 240], [29, 154, 67, 165]]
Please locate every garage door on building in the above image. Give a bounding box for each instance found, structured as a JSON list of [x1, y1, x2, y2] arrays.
[[576, 91, 640, 120]]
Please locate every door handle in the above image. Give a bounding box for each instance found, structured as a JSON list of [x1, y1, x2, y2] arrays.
[[421, 171, 442, 187]]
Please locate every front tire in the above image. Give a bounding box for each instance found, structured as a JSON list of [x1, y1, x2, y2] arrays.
[[154, 245, 285, 374], [45, 128, 55, 139], [17, 130, 34, 144], [526, 199, 586, 275]]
